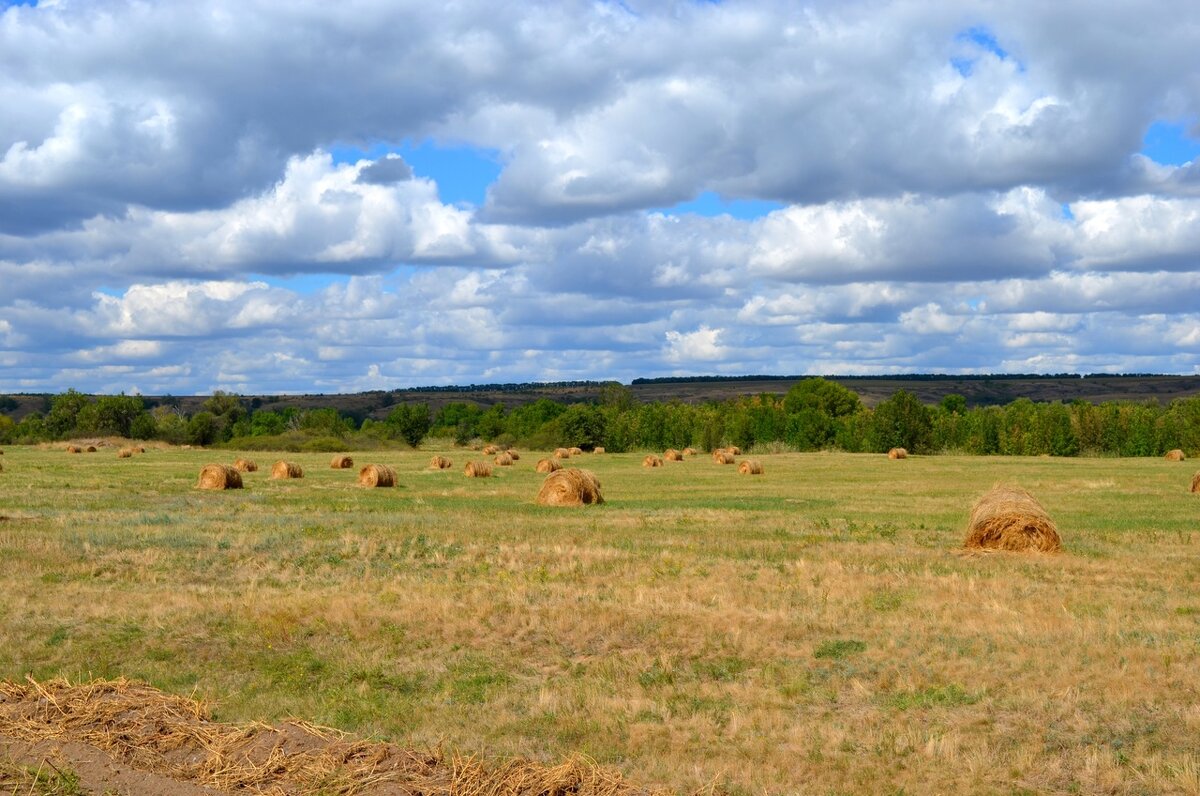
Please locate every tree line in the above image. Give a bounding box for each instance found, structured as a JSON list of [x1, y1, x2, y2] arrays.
[[1, 379, 1197, 456]]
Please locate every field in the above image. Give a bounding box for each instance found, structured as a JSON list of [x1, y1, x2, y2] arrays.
[[2, 444, 1199, 794]]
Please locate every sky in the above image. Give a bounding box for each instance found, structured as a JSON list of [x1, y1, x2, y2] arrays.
[[1, 0, 1199, 395]]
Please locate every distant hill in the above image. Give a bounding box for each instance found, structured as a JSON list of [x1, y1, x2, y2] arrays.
[[3, 374, 1199, 421]]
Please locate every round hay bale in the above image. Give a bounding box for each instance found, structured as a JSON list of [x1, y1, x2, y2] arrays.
[[738, 459, 764, 475], [535, 457, 562, 473], [233, 457, 258, 473], [664, 449, 683, 461], [568, 446, 584, 457], [536, 467, 603, 506], [593, 446, 605, 454], [1165, 449, 1186, 461], [682, 447, 697, 456], [713, 451, 735, 464], [464, 460, 492, 478], [117, 448, 134, 459], [330, 454, 354, 469], [482, 444, 500, 456], [643, 454, 664, 468], [270, 460, 303, 480], [1190, 471, 1200, 493], [197, 464, 243, 490], [726, 445, 741, 455], [358, 463, 396, 488], [85, 446, 97, 453], [429, 455, 452, 470], [66, 445, 82, 454], [494, 452, 514, 466], [506, 449, 521, 461], [553, 447, 571, 459], [963, 485, 1061, 553], [888, 447, 908, 459]]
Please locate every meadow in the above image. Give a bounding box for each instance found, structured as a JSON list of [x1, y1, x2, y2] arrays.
[[1, 444, 1199, 794]]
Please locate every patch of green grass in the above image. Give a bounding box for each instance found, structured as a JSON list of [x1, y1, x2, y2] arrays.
[[813, 639, 866, 660], [886, 683, 980, 710]]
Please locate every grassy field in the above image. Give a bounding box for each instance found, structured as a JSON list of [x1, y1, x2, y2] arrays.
[[2, 444, 1199, 795]]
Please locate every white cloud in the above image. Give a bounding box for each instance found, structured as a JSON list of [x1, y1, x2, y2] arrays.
[[664, 325, 727, 363]]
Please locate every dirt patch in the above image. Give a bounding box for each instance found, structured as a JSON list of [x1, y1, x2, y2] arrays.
[[0, 678, 680, 795]]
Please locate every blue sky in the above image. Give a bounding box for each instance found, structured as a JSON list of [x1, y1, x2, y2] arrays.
[[1, 1, 1199, 394]]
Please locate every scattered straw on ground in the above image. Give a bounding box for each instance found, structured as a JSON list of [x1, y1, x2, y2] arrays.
[[963, 484, 1061, 553]]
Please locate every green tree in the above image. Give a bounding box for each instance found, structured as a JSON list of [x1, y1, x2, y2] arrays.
[[186, 411, 219, 446], [386, 404, 432, 447], [45, 389, 90, 438], [868, 390, 932, 453], [783, 378, 862, 418]]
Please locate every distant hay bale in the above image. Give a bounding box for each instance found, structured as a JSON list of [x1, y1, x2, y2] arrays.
[[330, 454, 354, 469], [643, 454, 664, 468], [464, 460, 492, 478], [66, 445, 82, 454], [482, 445, 500, 455], [536, 467, 604, 506], [963, 485, 1061, 553], [1191, 471, 1200, 493], [738, 459, 764, 475], [506, 449, 520, 461], [593, 447, 605, 454], [85, 446, 97, 453], [1165, 449, 1186, 461], [888, 447, 908, 459], [726, 445, 741, 455], [135, 445, 146, 454], [536, 457, 562, 473], [270, 460, 303, 480], [494, 452, 514, 466], [664, 449, 683, 461], [197, 464, 243, 490], [358, 463, 396, 488], [682, 447, 697, 456], [568, 446, 584, 456], [117, 448, 134, 459], [429, 455, 452, 470], [233, 457, 258, 473], [713, 451, 735, 464], [553, 448, 571, 459]]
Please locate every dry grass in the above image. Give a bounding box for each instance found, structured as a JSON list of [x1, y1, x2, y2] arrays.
[[357, 464, 396, 488], [196, 464, 243, 491], [271, 461, 303, 479], [963, 484, 1061, 553], [536, 468, 604, 506], [888, 448, 908, 459]]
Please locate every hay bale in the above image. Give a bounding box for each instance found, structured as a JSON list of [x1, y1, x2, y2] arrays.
[[464, 460, 492, 478], [197, 464, 243, 490], [429, 455, 452, 470], [117, 448, 134, 459], [643, 454, 664, 468], [330, 454, 354, 469], [494, 452, 514, 466], [535, 457, 562, 473], [888, 447, 908, 459], [553, 448, 571, 459], [593, 446, 605, 454], [233, 457, 258, 473], [1165, 449, 1186, 461], [963, 485, 1061, 553], [66, 445, 82, 454], [682, 447, 697, 456], [664, 449, 683, 461], [1191, 471, 1200, 493], [713, 451, 735, 464], [85, 445, 97, 453], [482, 444, 500, 455], [506, 449, 520, 461], [536, 467, 604, 506], [270, 460, 303, 479], [358, 463, 396, 487], [135, 445, 146, 454], [568, 446, 584, 456], [738, 459, 764, 475], [726, 445, 741, 455]]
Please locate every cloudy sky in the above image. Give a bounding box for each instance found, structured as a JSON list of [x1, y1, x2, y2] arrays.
[[1, 0, 1199, 395]]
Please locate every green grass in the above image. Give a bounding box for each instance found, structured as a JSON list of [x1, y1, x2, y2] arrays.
[[2, 444, 1200, 794]]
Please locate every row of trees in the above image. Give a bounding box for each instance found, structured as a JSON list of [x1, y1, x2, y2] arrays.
[[1, 380, 1197, 457]]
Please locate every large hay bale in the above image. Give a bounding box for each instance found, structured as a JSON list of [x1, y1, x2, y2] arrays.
[[568, 446, 584, 456], [464, 460, 492, 478], [117, 448, 134, 459], [429, 455, 452, 470], [482, 444, 500, 455], [536, 467, 604, 506], [738, 459, 764, 475], [888, 447, 908, 459], [713, 451, 735, 464], [494, 452, 514, 466], [536, 457, 562, 473], [66, 445, 82, 454], [553, 448, 571, 459], [270, 460, 303, 479], [963, 485, 1061, 553], [664, 449, 683, 461], [726, 445, 742, 455], [1165, 449, 1186, 461], [358, 464, 396, 487], [593, 446, 605, 454], [682, 447, 697, 456], [197, 464, 243, 490], [1191, 471, 1200, 493], [643, 454, 664, 468], [330, 454, 354, 469], [506, 449, 521, 461], [233, 457, 258, 473]]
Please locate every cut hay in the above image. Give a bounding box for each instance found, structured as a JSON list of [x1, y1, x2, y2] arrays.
[[494, 451, 515, 466], [554, 447, 571, 458], [464, 460, 492, 478], [643, 454, 664, 468], [66, 445, 82, 454], [664, 448, 683, 461], [197, 464, 243, 490], [569, 446, 584, 456], [429, 455, 452, 470], [358, 464, 396, 488], [536, 467, 604, 506], [233, 457, 258, 473], [593, 446, 605, 454], [506, 449, 521, 460], [330, 454, 354, 469], [713, 451, 735, 464], [270, 460, 304, 479], [1191, 471, 1200, 493], [888, 447, 908, 459], [482, 444, 500, 455], [726, 445, 741, 455], [536, 457, 562, 473], [1165, 449, 1186, 461], [682, 447, 697, 456], [738, 459, 764, 475], [963, 485, 1061, 553], [117, 447, 134, 458]]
